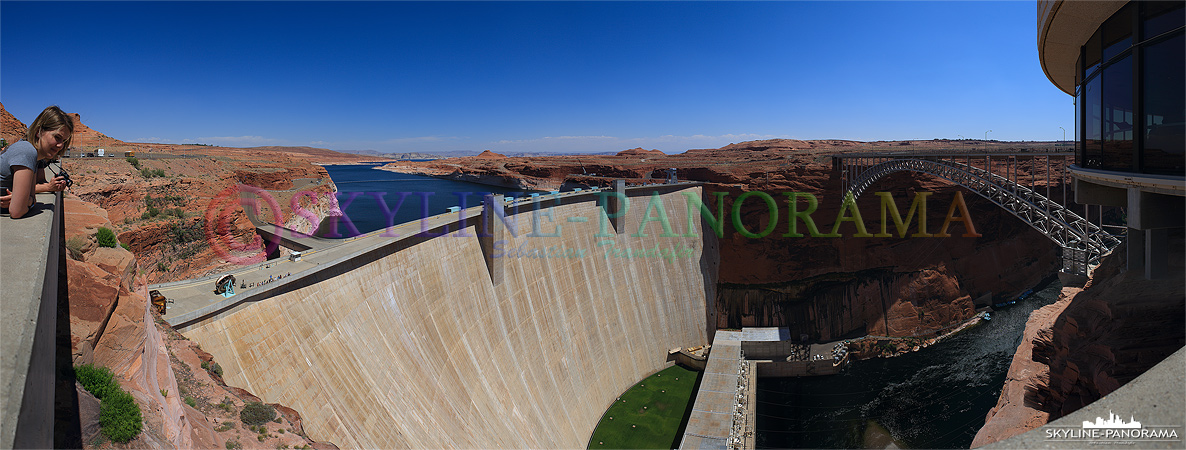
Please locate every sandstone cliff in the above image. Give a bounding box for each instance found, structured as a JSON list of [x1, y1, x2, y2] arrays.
[[65, 195, 328, 449], [972, 235, 1186, 447], [0, 101, 27, 144]]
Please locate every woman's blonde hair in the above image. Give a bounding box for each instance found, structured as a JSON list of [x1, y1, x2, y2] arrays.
[[25, 105, 75, 156]]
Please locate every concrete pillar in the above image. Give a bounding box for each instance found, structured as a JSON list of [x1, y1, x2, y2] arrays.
[[479, 194, 505, 286], [1146, 228, 1168, 280], [1127, 227, 1145, 274], [608, 180, 627, 235]]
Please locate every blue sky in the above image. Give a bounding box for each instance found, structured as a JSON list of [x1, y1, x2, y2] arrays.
[[1, 1, 1073, 154]]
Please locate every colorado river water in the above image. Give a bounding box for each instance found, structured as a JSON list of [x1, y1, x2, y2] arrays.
[[755, 279, 1061, 449], [316, 163, 531, 237]]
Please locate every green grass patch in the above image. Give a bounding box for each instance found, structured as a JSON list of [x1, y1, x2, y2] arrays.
[[588, 365, 702, 449]]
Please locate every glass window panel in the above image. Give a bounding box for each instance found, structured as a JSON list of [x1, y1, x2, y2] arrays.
[[1102, 55, 1133, 171], [1142, 2, 1184, 40], [1103, 5, 1133, 61], [1076, 86, 1083, 165], [1085, 76, 1102, 168], [1142, 33, 1185, 175], [1086, 28, 1102, 77]]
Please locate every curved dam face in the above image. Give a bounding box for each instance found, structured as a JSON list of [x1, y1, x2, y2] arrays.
[[183, 185, 717, 448]]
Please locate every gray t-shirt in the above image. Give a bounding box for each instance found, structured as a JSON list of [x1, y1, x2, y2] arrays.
[[1, 140, 39, 192]]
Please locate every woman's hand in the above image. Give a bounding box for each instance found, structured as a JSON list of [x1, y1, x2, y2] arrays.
[[35, 176, 68, 193], [1, 189, 10, 209]]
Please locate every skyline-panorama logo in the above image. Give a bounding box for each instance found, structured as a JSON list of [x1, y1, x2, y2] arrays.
[[1044, 411, 1181, 445]]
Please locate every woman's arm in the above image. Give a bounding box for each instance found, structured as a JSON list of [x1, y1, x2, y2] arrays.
[[7, 166, 37, 218]]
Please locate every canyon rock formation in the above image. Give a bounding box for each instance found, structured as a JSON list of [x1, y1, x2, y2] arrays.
[[973, 236, 1186, 447]]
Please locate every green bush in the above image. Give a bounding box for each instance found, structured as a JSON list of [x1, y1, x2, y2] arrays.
[[120, 242, 130, 251], [152, 168, 166, 177], [75, 364, 117, 400], [157, 262, 169, 272], [141, 168, 153, 178], [126, 157, 141, 170], [185, 396, 197, 408], [78, 364, 142, 443], [240, 402, 276, 426], [96, 227, 117, 248], [100, 389, 143, 442]]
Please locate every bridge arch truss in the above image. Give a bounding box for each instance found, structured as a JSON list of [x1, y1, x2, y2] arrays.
[[837, 153, 1122, 277]]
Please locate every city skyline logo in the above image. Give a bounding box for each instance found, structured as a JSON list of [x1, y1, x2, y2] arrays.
[[1083, 411, 1141, 429], [1044, 411, 1180, 445]]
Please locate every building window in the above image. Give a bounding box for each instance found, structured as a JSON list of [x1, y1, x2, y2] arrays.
[[1142, 33, 1184, 174], [1102, 55, 1133, 171], [1077, 1, 1184, 176], [1084, 76, 1102, 168]]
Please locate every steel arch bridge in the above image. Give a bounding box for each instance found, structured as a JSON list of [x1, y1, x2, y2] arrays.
[[834, 152, 1123, 277]]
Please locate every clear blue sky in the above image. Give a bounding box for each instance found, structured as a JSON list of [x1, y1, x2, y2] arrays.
[[1, 1, 1073, 154]]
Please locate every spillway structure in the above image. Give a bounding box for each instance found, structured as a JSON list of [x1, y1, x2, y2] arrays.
[[178, 182, 719, 448]]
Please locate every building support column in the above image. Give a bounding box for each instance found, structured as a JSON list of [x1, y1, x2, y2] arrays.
[[1127, 227, 1145, 274], [1146, 228, 1168, 280]]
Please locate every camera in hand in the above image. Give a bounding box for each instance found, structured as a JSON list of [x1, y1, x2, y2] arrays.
[[58, 170, 73, 188]]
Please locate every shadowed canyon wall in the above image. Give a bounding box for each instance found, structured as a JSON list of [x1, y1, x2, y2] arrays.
[[182, 186, 716, 448]]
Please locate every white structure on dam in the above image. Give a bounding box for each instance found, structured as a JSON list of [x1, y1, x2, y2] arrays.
[[181, 184, 718, 448]]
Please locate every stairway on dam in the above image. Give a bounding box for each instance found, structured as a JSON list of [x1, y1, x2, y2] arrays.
[[179, 184, 718, 448]]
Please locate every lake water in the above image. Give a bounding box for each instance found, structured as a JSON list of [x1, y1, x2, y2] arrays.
[[755, 280, 1061, 449], [314, 163, 533, 237]]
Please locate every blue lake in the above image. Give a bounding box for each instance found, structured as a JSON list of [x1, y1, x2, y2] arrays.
[[313, 163, 534, 238]]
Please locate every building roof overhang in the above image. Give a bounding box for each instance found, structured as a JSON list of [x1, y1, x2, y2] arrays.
[[1037, 0, 1127, 96]]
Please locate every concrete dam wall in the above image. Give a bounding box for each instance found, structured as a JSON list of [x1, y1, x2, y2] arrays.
[[183, 185, 717, 448]]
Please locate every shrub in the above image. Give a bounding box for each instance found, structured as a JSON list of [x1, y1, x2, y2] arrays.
[[120, 242, 130, 251], [201, 361, 224, 377], [225, 440, 241, 450], [126, 157, 141, 170], [141, 168, 153, 178], [99, 389, 142, 443], [76, 364, 143, 442], [157, 262, 169, 272], [240, 402, 276, 426], [169, 220, 205, 245], [152, 168, 166, 177], [75, 364, 117, 399], [96, 227, 117, 248], [185, 396, 197, 408], [66, 235, 88, 261]]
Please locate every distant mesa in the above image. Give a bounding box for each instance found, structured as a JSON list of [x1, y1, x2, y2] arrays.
[[616, 147, 666, 157], [475, 150, 506, 159]]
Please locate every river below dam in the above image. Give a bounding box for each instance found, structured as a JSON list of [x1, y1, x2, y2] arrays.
[[316, 163, 529, 237], [755, 279, 1061, 449]]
